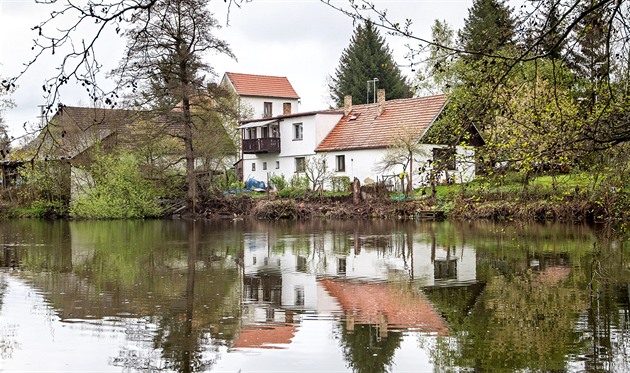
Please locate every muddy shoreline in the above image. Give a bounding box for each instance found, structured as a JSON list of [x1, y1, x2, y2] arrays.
[[194, 195, 616, 225]]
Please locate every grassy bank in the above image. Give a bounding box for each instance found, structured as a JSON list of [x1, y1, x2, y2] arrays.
[[429, 173, 629, 227]]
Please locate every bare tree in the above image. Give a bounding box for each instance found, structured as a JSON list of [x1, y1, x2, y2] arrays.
[[377, 125, 429, 198], [0, 0, 244, 211], [111, 0, 235, 211], [304, 154, 333, 195]]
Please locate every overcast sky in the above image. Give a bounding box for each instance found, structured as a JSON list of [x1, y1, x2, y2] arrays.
[[0, 0, 474, 141]]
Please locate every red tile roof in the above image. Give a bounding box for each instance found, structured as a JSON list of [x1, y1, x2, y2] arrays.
[[233, 324, 297, 349], [225, 72, 300, 99], [316, 94, 447, 152], [319, 278, 449, 335]]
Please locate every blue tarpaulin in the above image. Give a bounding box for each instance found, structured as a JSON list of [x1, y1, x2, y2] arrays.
[[245, 178, 266, 190]]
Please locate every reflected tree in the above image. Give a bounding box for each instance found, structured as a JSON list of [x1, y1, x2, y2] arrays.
[[338, 323, 403, 373]]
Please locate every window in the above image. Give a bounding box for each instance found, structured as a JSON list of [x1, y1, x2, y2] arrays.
[[295, 157, 306, 173], [252, 162, 256, 171], [283, 102, 292, 115], [336, 155, 346, 172], [338, 257, 347, 274], [247, 127, 257, 139], [262, 162, 267, 170], [261, 126, 269, 138], [433, 148, 456, 171], [275, 161, 280, 169], [293, 123, 303, 140], [295, 286, 305, 306], [263, 102, 272, 117]]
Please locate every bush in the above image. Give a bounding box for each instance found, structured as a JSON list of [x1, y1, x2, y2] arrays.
[[70, 152, 163, 219], [269, 174, 288, 191], [331, 176, 351, 192], [290, 174, 309, 189], [277, 187, 308, 198]]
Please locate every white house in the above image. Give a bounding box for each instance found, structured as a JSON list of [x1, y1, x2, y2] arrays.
[[239, 110, 344, 185], [238, 89, 484, 189], [316, 90, 485, 189], [220, 72, 301, 120]]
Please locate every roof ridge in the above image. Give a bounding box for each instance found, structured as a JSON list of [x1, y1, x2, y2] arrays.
[[226, 71, 289, 79]]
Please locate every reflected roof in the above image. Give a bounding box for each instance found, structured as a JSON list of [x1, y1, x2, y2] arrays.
[[319, 278, 449, 335]]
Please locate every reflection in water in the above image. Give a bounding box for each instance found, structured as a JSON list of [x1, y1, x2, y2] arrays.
[[0, 219, 628, 372]]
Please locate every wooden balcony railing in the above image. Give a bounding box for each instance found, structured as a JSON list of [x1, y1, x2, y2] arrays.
[[242, 137, 281, 154]]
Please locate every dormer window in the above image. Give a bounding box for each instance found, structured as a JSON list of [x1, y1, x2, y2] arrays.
[[263, 102, 272, 118]]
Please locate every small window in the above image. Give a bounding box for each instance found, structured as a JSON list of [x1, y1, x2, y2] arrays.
[[252, 162, 256, 171], [293, 123, 303, 140], [336, 155, 345, 172], [261, 126, 269, 138], [283, 102, 292, 115], [433, 148, 456, 171], [263, 102, 272, 117], [338, 257, 347, 274], [262, 162, 267, 170], [248, 127, 257, 139], [295, 157, 306, 173], [275, 161, 280, 169], [295, 286, 305, 306]]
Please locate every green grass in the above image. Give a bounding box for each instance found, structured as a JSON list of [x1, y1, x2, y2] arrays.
[[411, 172, 605, 200]]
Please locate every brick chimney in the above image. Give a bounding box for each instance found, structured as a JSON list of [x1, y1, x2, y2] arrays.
[[344, 95, 353, 115], [376, 89, 385, 116]]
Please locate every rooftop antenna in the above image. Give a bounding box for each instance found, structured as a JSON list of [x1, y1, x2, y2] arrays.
[[37, 105, 46, 128], [366, 78, 379, 103]]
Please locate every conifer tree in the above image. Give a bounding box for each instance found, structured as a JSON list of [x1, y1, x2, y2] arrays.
[[329, 20, 411, 107], [566, 0, 609, 83], [459, 0, 515, 59]]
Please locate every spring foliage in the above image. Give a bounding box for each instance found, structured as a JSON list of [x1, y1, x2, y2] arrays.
[[71, 152, 162, 219]]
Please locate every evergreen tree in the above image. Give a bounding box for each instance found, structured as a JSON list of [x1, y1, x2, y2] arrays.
[[459, 0, 515, 59], [567, 0, 609, 84], [329, 20, 411, 107]]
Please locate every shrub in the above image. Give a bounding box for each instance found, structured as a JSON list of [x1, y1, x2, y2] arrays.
[[71, 152, 163, 219], [269, 174, 288, 191], [290, 174, 309, 189], [277, 187, 308, 198], [331, 176, 351, 192]]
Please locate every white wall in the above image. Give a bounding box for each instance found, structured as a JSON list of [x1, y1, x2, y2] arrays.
[[320, 144, 477, 190], [241, 113, 342, 185], [240, 96, 300, 120]]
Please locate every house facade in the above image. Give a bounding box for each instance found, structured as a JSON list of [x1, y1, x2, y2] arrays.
[[239, 89, 484, 190], [220, 72, 301, 120], [239, 110, 343, 185]]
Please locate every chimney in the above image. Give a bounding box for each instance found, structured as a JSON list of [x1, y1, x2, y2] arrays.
[[344, 95, 353, 115], [376, 89, 385, 116]]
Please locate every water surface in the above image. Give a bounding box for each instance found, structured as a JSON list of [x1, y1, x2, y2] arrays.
[[0, 219, 628, 372]]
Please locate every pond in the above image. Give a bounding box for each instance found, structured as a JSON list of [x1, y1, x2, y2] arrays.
[[0, 219, 628, 372]]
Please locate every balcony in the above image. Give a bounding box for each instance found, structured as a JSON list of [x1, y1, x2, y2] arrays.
[[243, 137, 281, 154]]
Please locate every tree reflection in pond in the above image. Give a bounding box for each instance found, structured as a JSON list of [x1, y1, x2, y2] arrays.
[[0, 219, 629, 372]]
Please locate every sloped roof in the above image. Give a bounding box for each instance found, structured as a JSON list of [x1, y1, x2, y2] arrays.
[[225, 72, 300, 99], [315, 94, 447, 152], [232, 324, 297, 350], [55, 106, 140, 132], [319, 278, 449, 335]]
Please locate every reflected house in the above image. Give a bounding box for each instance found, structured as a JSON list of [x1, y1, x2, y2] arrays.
[[232, 324, 297, 350], [319, 278, 449, 336], [235, 229, 479, 347]]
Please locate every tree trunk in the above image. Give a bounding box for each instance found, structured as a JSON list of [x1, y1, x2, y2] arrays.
[[182, 96, 197, 213], [352, 177, 361, 205]]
